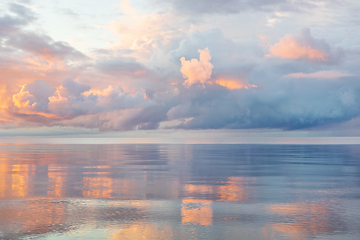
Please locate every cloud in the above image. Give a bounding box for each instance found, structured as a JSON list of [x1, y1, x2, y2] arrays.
[[96, 57, 148, 77], [178, 46, 256, 89], [0, 2, 92, 125], [60, 78, 91, 97], [157, 0, 253, 15], [180, 48, 213, 86], [0, 2, 89, 93], [267, 12, 289, 27], [267, 28, 344, 64], [107, 1, 188, 61], [5, 57, 360, 133], [0, 3, 36, 36], [164, 77, 360, 130], [8, 32, 88, 63], [167, 0, 244, 15], [13, 80, 56, 115], [154, 0, 333, 16], [2, 1, 360, 135], [169, 28, 237, 66], [9, 78, 158, 127], [215, 79, 257, 89], [284, 70, 354, 79]]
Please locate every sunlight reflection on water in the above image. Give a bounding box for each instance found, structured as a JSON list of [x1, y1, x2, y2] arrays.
[[0, 144, 360, 239]]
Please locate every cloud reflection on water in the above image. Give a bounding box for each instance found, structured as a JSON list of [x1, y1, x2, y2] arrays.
[[0, 144, 359, 239]]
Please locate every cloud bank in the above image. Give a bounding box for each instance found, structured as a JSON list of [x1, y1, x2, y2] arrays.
[[1, 1, 360, 135]]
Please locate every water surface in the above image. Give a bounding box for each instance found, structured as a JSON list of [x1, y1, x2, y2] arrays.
[[0, 144, 360, 239]]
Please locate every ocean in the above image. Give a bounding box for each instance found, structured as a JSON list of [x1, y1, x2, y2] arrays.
[[0, 144, 359, 239]]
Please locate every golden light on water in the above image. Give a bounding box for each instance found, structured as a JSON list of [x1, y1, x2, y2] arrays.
[[183, 184, 214, 196], [0, 163, 8, 198], [218, 177, 249, 202], [182, 177, 252, 202], [11, 164, 30, 198], [82, 176, 113, 198], [109, 224, 175, 240], [264, 203, 332, 238], [0, 200, 67, 235], [0, 164, 254, 232], [48, 166, 67, 197], [180, 177, 252, 226], [181, 199, 213, 226]]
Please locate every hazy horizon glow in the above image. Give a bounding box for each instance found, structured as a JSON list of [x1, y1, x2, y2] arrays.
[[1, 0, 360, 140]]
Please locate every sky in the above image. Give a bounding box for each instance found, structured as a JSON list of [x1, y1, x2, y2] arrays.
[[1, 0, 360, 142]]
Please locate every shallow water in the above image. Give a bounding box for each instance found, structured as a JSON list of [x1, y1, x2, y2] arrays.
[[0, 144, 360, 240]]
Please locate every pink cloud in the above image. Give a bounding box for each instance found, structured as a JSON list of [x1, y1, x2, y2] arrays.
[[283, 70, 353, 79], [180, 48, 213, 86], [266, 28, 343, 63], [269, 36, 328, 60], [12, 80, 56, 116], [9, 78, 150, 125]]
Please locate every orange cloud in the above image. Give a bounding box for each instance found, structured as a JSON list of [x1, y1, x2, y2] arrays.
[[268, 36, 328, 60], [0, 53, 82, 123], [8, 78, 150, 127], [215, 79, 257, 90], [180, 48, 213, 86], [11, 80, 56, 118], [11, 82, 70, 120], [265, 29, 338, 62], [12, 85, 35, 109]]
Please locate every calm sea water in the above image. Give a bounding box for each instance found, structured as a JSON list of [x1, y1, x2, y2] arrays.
[[0, 144, 360, 240]]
